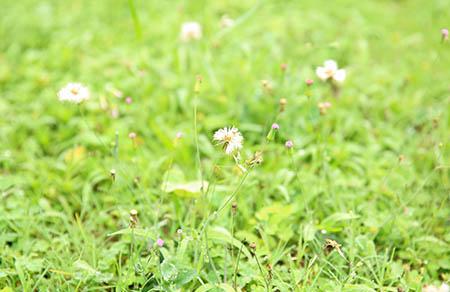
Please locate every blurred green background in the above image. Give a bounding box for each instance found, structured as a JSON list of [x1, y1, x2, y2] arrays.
[[0, 0, 449, 290]]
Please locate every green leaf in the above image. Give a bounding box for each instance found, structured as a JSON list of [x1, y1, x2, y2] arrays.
[[15, 257, 43, 273], [161, 260, 178, 282], [174, 267, 196, 286], [162, 180, 209, 198], [208, 227, 252, 260], [388, 261, 403, 279], [303, 223, 316, 242], [255, 203, 294, 221], [320, 212, 359, 231]]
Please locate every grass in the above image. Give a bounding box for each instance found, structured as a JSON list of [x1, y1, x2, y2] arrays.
[[0, 0, 449, 291]]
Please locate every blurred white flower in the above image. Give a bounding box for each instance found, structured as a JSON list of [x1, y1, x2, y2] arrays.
[[423, 283, 449, 292], [58, 83, 90, 104], [213, 127, 243, 155], [220, 15, 234, 29], [316, 60, 346, 83], [180, 22, 202, 42]]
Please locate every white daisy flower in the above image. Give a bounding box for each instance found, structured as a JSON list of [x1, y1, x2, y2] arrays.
[[213, 126, 243, 155], [58, 83, 90, 104], [316, 60, 346, 83], [180, 22, 202, 42]]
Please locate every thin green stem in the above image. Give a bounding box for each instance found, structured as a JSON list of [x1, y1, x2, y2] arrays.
[[193, 92, 205, 194], [233, 243, 244, 290], [254, 252, 269, 291], [127, 0, 141, 39]]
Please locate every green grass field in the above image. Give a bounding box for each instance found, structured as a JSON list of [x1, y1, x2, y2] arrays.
[[1, 0, 449, 291]]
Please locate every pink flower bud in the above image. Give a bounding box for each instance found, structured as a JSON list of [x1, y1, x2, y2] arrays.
[[442, 28, 449, 40], [156, 238, 164, 247], [305, 79, 314, 86], [128, 132, 137, 139], [271, 123, 280, 130], [285, 140, 293, 149], [125, 97, 133, 104]]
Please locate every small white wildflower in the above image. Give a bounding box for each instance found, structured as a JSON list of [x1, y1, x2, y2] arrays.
[[58, 83, 90, 104], [316, 60, 346, 83], [213, 126, 243, 155], [220, 15, 234, 29], [180, 22, 202, 42]]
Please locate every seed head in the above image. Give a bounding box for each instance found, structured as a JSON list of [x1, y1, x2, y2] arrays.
[[128, 132, 137, 139], [249, 242, 257, 255], [261, 80, 273, 94], [279, 98, 287, 112], [194, 75, 203, 93], [231, 202, 238, 215], [110, 169, 116, 181], [324, 238, 345, 259], [129, 209, 138, 228]]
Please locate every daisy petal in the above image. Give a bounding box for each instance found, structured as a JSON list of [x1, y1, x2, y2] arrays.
[[316, 67, 329, 80], [324, 60, 338, 71], [333, 69, 346, 83]]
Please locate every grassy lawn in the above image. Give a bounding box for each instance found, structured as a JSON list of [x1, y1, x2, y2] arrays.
[[0, 0, 449, 290]]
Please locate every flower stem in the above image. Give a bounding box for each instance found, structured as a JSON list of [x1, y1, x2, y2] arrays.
[[127, 0, 141, 39]]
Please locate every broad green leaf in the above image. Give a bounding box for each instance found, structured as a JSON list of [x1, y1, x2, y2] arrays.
[[162, 180, 209, 198], [160, 260, 178, 282], [255, 203, 294, 221], [174, 267, 196, 286], [320, 212, 359, 231], [303, 223, 316, 242], [208, 227, 252, 260]]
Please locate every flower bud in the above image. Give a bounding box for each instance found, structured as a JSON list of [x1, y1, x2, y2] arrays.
[[441, 28, 449, 42], [266, 123, 279, 141], [156, 238, 164, 247], [194, 75, 203, 93], [279, 98, 287, 112], [129, 209, 138, 228]]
